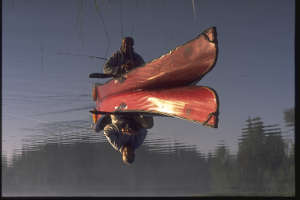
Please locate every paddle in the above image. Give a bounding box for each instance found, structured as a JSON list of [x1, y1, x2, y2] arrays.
[[89, 73, 114, 78], [57, 52, 107, 60]]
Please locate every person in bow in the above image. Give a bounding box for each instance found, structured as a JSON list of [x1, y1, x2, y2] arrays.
[[103, 36, 145, 80]]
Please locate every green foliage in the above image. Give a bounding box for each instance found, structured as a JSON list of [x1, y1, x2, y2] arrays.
[[283, 108, 294, 127], [236, 116, 294, 195], [209, 144, 238, 195]]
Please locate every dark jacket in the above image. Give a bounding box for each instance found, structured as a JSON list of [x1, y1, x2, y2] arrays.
[[103, 50, 145, 76]]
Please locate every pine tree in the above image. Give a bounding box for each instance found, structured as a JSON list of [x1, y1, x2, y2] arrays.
[[283, 107, 295, 195], [283, 108, 294, 128], [237, 117, 267, 193], [237, 116, 292, 195]]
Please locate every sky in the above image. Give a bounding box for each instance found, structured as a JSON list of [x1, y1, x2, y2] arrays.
[[2, 0, 295, 161]]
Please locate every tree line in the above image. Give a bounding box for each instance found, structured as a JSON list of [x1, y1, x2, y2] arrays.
[[2, 108, 295, 196], [208, 108, 294, 195]]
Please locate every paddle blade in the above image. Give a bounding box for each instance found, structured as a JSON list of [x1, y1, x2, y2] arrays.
[[89, 73, 113, 78]]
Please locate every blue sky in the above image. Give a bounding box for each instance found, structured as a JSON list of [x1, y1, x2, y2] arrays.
[[2, 0, 295, 159]]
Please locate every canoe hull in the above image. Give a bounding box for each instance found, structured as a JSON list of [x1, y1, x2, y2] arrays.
[[95, 86, 219, 128]]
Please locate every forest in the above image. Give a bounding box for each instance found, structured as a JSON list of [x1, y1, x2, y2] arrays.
[[2, 108, 295, 196]]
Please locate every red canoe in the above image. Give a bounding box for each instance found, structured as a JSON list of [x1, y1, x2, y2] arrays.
[[94, 27, 218, 100], [93, 86, 219, 128]]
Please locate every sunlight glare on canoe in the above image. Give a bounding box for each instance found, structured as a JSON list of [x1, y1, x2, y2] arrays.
[[147, 97, 185, 115]]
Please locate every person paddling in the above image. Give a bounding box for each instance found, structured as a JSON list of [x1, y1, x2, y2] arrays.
[[103, 37, 145, 80]]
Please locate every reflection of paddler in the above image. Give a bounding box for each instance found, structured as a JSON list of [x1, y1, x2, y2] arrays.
[[97, 113, 153, 164]]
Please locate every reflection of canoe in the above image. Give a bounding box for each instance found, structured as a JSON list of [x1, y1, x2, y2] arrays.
[[94, 27, 218, 100], [93, 86, 219, 128]]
